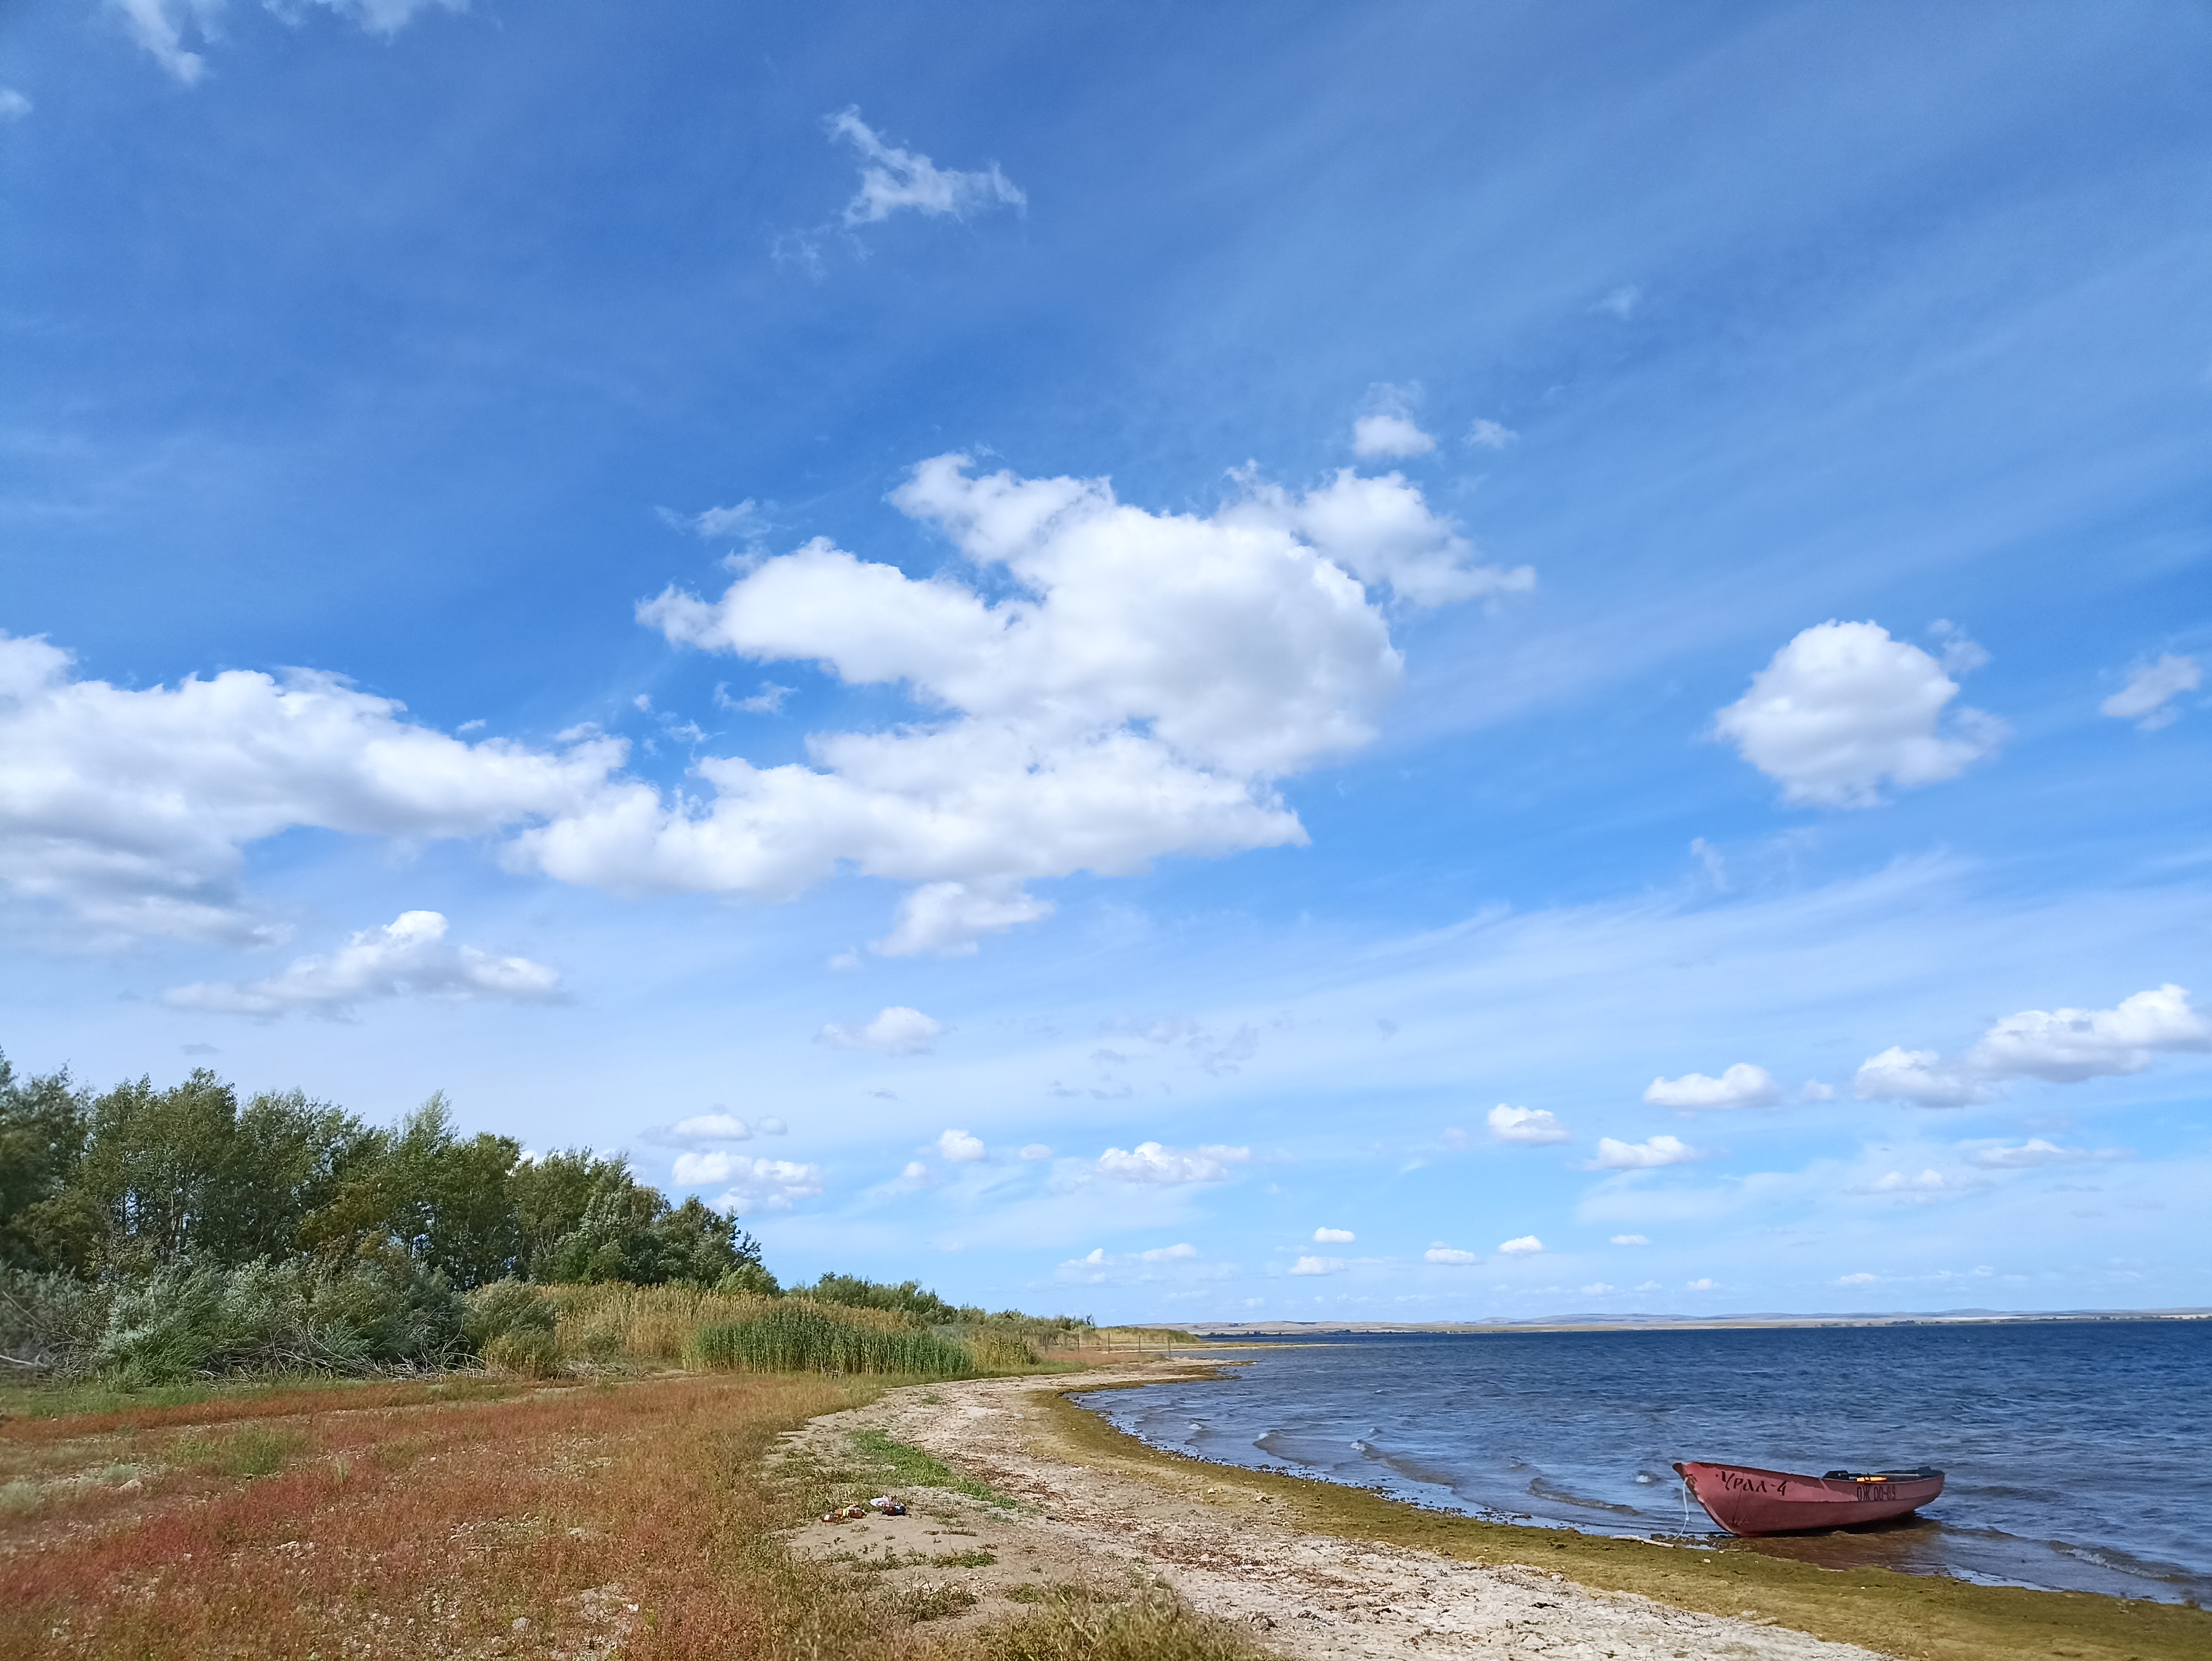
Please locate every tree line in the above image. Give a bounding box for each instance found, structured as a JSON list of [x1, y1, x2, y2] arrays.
[[0, 1052, 765, 1291]]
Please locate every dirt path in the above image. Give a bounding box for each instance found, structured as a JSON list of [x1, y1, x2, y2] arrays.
[[782, 1366, 1894, 1661]]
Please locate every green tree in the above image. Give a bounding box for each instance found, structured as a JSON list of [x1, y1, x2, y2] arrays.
[[72, 1069, 240, 1273], [800, 1273, 959, 1323], [536, 1167, 761, 1287], [199, 1090, 372, 1267], [302, 1095, 523, 1289], [510, 1148, 634, 1279], [0, 1052, 93, 1272]]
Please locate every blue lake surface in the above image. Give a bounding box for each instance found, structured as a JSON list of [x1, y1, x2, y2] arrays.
[[1073, 1322, 2211, 1604]]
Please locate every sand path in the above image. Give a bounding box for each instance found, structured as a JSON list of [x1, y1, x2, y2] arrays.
[[782, 1366, 1893, 1661]]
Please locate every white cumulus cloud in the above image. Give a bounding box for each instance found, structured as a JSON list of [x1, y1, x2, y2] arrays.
[[1581, 1282, 1614, 1295], [1225, 467, 1534, 607], [935, 1128, 987, 1163], [1487, 1103, 1570, 1144], [1644, 1063, 1779, 1111], [1965, 983, 2210, 1082], [1852, 1046, 1992, 1107], [160, 910, 559, 1018], [1019, 1143, 1053, 1161], [3, 440, 1532, 956], [827, 108, 1025, 226], [1140, 1242, 1198, 1261], [1587, 1135, 1704, 1170], [1497, 1234, 1544, 1254], [1425, 1243, 1478, 1264], [1609, 1234, 1650, 1246], [1714, 620, 2003, 808], [0, 634, 621, 943], [705, 1157, 824, 1212], [1685, 1276, 1716, 1290], [1855, 984, 2210, 1104], [1837, 1272, 1878, 1285], [819, 1005, 942, 1055], [599, 453, 1525, 952], [1289, 1254, 1344, 1275], [2101, 654, 2199, 730], [1312, 1226, 1355, 1243], [1092, 1141, 1250, 1185]]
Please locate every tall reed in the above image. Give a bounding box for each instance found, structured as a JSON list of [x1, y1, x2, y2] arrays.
[[694, 1302, 976, 1377]]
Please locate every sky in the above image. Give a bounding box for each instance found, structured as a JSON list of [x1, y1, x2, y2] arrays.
[[2, 0, 2209, 1323]]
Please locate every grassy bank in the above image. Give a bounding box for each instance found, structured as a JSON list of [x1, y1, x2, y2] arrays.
[[0, 1367, 1261, 1661], [546, 1283, 1073, 1377], [1040, 1378, 2210, 1661]]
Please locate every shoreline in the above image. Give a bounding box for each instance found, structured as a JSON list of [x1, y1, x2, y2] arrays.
[[782, 1361, 2212, 1661], [1185, 1308, 2212, 1337]]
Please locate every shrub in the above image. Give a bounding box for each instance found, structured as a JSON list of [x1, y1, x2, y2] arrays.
[[482, 1328, 564, 1378], [694, 1302, 974, 1377], [0, 1269, 112, 1372], [79, 1253, 466, 1384], [463, 1278, 556, 1351]]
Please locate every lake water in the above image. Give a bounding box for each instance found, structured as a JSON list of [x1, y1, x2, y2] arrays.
[[1072, 1321, 2211, 1604]]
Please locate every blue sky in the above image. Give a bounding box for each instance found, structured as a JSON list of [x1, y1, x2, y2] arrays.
[[3, 0, 2208, 1320]]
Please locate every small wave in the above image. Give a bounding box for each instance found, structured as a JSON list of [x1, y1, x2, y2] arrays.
[[1527, 1476, 1642, 1516]]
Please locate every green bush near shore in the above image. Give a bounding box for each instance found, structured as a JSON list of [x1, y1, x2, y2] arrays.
[[697, 1302, 977, 1377]]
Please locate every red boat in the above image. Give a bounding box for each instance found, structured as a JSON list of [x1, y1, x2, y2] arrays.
[[1673, 1461, 1944, 1536]]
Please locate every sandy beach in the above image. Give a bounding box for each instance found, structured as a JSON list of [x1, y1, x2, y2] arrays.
[[783, 1363, 1889, 1661]]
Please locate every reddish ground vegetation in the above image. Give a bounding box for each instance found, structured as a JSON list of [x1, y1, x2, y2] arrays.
[[0, 1371, 915, 1661]]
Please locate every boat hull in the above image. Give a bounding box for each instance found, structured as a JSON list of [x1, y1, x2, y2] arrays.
[[1674, 1461, 1944, 1537]]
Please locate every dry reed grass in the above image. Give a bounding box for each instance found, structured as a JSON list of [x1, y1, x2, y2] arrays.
[[544, 1282, 916, 1365]]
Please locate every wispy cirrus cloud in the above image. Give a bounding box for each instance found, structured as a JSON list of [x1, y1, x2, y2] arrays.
[[2100, 654, 2199, 731], [111, 0, 463, 85]]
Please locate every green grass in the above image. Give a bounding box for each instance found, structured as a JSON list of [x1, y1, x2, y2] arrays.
[[846, 1427, 1014, 1508], [898, 1583, 979, 1622], [172, 1426, 308, 1478]]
